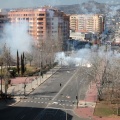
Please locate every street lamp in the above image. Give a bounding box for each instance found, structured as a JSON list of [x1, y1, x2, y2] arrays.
[[39, 49, 43, 85], [0, 61, 3, 97], [51, 45, 54, 74], [23, 77, 29, 96], [53, 102, 67, 120]]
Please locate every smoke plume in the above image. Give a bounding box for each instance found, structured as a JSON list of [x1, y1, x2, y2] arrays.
[[1, 21, 33, 55]]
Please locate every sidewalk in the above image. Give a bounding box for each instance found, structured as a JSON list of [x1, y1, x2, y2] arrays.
[[0, 65, 61, 109], [74, 81, 120, 120]]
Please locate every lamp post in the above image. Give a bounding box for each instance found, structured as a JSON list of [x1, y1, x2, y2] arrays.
[[51, 45, 54, 74], [24, 77, 29, 96], [39, 49, 43, 85], [0, 61, 3, 97]]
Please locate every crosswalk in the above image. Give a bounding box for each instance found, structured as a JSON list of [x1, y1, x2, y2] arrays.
[[20, 100, 77, 107], [20, 96, 77, 107]]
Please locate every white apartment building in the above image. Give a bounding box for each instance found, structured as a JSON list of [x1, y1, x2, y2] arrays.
[[70, 14, 104, 34]]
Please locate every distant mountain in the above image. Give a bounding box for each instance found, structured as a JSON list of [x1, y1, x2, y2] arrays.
[[55, 1, 108, 14]]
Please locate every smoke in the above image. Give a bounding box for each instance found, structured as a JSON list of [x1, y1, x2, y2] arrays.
[[1, 21, 34, 55], [54, 44, 120, 68], [107, 4, 120, 17], [54, 48, 92, 67], [81, 2, 100, 14]]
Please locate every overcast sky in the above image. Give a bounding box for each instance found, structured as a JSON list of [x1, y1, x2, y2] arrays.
[[0, 0, 120, 8]]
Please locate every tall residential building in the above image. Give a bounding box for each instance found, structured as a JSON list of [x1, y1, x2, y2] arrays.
[[8, 7, 69, 46], [0, 9, 8, 37], [70, 14, 104, 34]]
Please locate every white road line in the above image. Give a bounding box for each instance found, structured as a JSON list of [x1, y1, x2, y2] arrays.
[[47, 106, 72, 111], [50, 70, 78, 103], [31, 101, 33, 102], [38, 102, 40, 103]]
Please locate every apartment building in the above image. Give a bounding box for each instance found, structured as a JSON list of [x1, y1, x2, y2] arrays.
[[8, 7, 69, 46], [70, 14, 104, 34], [0, 9, 8, 37]]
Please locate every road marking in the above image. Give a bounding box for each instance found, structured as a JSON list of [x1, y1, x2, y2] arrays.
[[47, 106, 72, 111], [31, 101, 33, 102], [50, 70, 78, 104], [38, 102, 40, 103]]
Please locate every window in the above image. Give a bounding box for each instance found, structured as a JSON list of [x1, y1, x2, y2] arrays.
[[38, 27, 43, 29], [38, 22, 43, 25], [39, 14, 44, 16], [37, 18, 43, 20]]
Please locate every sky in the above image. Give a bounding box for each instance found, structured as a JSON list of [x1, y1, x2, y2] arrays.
[[0, 0, 120, 8]]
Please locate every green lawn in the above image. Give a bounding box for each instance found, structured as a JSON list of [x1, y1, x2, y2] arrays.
[[94, 102, 117, 117]]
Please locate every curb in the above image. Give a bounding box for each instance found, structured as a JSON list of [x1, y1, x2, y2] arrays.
[[24, 66, 61, 96]]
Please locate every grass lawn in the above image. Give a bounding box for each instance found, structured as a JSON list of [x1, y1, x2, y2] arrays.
[[26, 65, 37, 72], [94, 101, 117, 117]]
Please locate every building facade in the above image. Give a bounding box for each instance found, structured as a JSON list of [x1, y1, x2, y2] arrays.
[[0, 9, 8, 37], [70, 14, 104, 34], [8, 7, 69, 46]]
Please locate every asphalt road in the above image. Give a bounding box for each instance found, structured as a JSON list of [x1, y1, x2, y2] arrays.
[[0, 66, 90, 120]]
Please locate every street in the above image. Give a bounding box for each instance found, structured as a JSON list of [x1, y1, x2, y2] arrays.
[[0, 66, 90, 120]]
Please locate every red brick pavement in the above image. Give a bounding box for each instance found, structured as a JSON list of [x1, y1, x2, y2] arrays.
[[10, 76, 37, 85], [74, 82, 120, 120]]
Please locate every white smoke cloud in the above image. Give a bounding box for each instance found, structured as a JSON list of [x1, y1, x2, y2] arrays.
[[1, 21, 34, 55], [54, 48, 92, 67]]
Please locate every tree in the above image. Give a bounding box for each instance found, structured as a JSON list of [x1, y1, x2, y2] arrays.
[[23, 52, 25, 74], [17, 50, 20, 75], [21, 54, 25, 76], [25, 52, 33, 66]]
